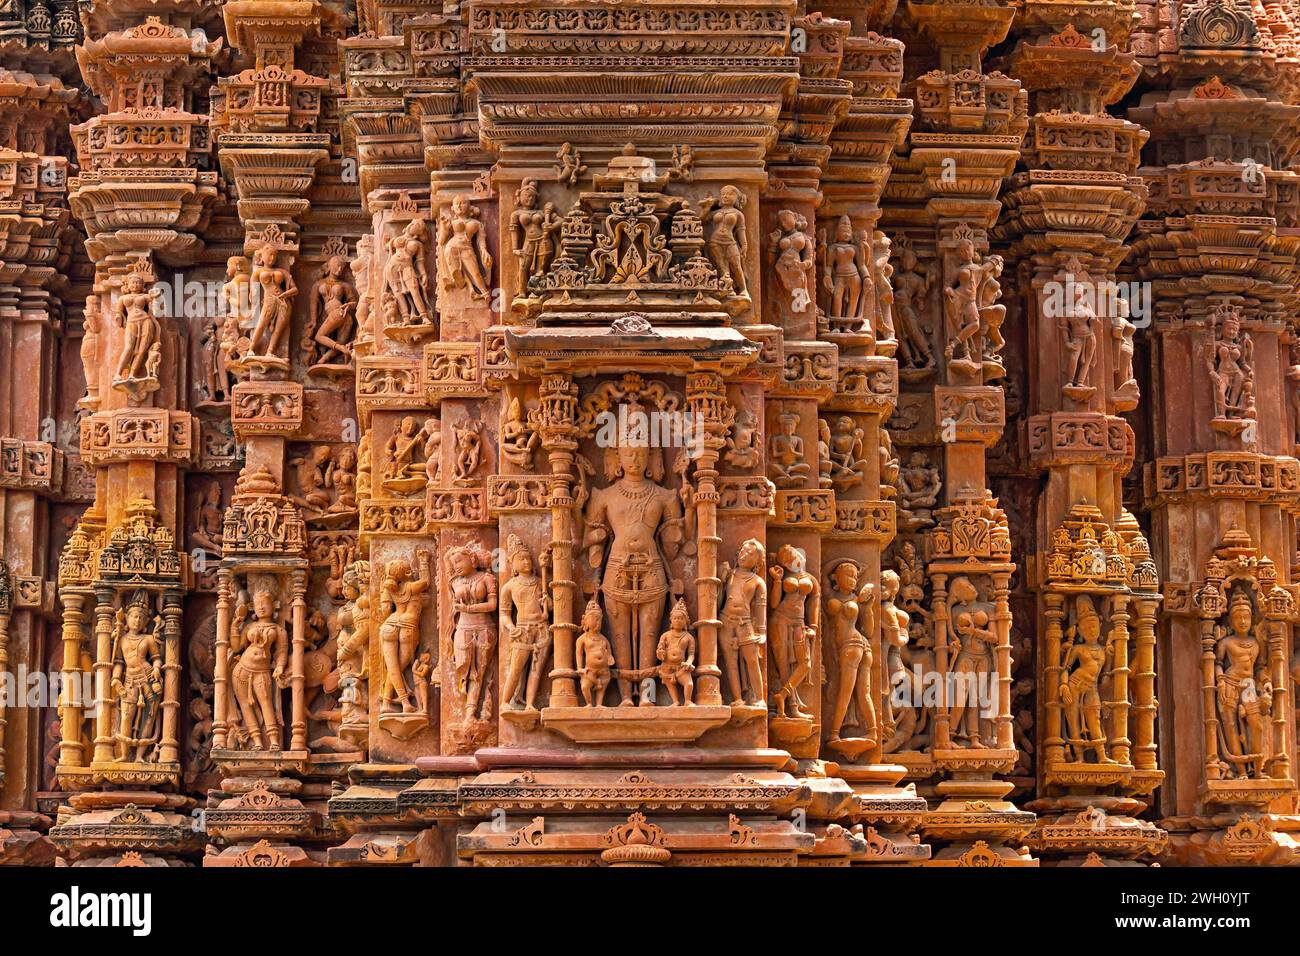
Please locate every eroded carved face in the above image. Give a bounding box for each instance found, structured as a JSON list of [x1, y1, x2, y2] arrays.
[[832, 561, 858, 592], [253, 588, 275, 619], [512, 551, 532, 576], [126, 606, 148, 632], [1078, 612, 1100, 642], [617, 443, 648, 478], [1230, 601, 1253, 635]]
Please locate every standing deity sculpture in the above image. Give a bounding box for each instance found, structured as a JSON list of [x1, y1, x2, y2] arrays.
[[110, 592, 164, 762], [976, 253, 1005, 371], [1060, 594, 1115, 764], [377, 551, 432, 723], [302, 255, 357, 372], [199, 302, 230, 406], [499, 535, 552, 714], [1059, 272, 1098, 399], [719, 539, 768, 708], [768, 209, 814, 318], [821, 215, 867, 328], [656, 599, 697, 707], [946, 576, 997, 749], [510, 178, 562, 291], [1288, 341, 1300, 447], [893, 242, 935, 371], [871, 230, 896, 344], [1207, 305, 1257, 430], [229, 577, 290, 752], [446, 545, 498, 723], [768, 545, 816, 720], [879, 569, 912, 751], [452, 420, 485, 485], [438, 195, 493, 301], [576, 599, 614, 707], [220, 256, 252, 372], [336, 561, 370, 736], [824, 560, 878, 754], [382, 218, 434, 329], [1214, 589, 1274, 778], [700, 185, 749, 298], [247, 244, 297, 362], [582, 442, 687, 706], [111, 265, 163, 398], [944, 238, 984, 369], [78, 293, 102, 409]]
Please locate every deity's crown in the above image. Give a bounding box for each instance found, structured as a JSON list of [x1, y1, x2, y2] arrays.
[[1230, 589, 1253, 614], [1074, 594, 1100, 622]]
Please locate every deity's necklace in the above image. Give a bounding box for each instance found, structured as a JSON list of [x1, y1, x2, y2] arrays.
[[617, 480, 653, 501]]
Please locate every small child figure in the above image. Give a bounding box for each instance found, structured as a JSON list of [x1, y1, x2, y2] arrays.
[[575, 600, 613, 707], [656, 599, 696, 706], [412, 652, 433, 717]]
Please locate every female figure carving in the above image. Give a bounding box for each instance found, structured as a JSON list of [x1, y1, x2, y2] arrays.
[[378, 551, 432, 716], [446, 545, 498, 721], [825, 560, 878, 749], [768, 545, 816, 720]]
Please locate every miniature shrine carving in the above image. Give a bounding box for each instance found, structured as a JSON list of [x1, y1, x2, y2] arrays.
[[3, 0, 1294, 872]]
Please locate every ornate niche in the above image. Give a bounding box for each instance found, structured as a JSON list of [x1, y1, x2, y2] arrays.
[[1192, 529, 1296, 808], [1204, 303, 1257, 441], [537, 372, 732, 744], [54, 497, 186, 788], [1042, 507, 1137, 786], [301, 237, 360, 379], [380, 192, 437, 343], [374, 548, 435, 743], [224, 224, 299, 378], [1028, 507, 1167, 863], [518, 145, 744, 326], [940, 225, 1007, 386], [211, 467, 313, 774]]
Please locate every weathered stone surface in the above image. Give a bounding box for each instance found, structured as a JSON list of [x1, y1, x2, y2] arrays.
[[0, 0, 1297, 871]]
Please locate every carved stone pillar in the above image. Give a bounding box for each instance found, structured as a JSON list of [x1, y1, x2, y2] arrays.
[[0, 31, 80, 865], [1126, 0, 1300, 865], [49, 1, 222, 866], [988, 4, 1168, 864]]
